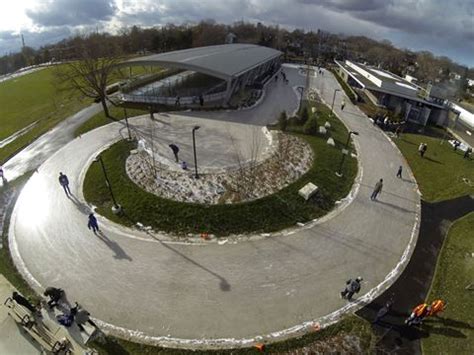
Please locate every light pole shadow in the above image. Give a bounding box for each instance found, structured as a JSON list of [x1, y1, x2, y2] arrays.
[[146, 231, 231, 292]]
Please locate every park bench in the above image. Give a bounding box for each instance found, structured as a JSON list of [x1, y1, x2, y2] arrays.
[[4, 297, 71, 354]]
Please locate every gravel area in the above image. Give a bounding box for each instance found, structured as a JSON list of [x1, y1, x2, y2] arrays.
[[126, 133, 313, 204]]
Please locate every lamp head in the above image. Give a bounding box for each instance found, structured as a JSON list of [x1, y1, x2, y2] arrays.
[[193, 125, 200, 131]]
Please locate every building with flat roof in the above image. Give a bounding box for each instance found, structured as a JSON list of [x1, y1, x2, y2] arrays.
[[119, 44, 282, 106], [335, 60, 450, 126]]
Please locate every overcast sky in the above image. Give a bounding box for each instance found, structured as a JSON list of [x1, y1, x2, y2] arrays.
[[1, 0, 473, 67]]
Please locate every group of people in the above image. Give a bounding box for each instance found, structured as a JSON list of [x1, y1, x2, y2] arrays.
[[454, 140, 473, 159], [58, 172, 101, 234], [405, 299, 446, 326], [175, 94, 205, 107], [373, 114, 406, 137], [338, 279, 447, 329], [11, 287, 98, 333]]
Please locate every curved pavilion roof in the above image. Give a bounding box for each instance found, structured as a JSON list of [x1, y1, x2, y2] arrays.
[[125, 44, 282, 81]]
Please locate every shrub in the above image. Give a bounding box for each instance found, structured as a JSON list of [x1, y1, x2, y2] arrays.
[[303, 116, 318, 135], [278, 111, 288, 131]]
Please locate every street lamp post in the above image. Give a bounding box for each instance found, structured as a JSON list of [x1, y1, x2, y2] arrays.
[[330, 89, 341, 116], [336, 131, 359, 177], [123, 108, 132, 140], [94, 155, 121, 213], [298, 86, 305, 112], [192, 126, 200, 179]]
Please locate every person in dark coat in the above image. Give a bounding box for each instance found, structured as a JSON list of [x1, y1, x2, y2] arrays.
[[87, 213, 99, 233], [370, 179, 383, 200], [340, 277, 363, 301], [373, 299, 393, 324], [396, 166, 403, 178], [169, 144, 180, 163], [12, 291, 37, 313], [453, 140, 461, 151], [59, 172, 71, 196], [70, 302, 98, 331], [44, 287, 64, 308], [464, 147, 472, 159]]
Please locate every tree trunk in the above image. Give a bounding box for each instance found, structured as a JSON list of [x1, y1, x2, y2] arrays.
[[101, 97, 110, 118]]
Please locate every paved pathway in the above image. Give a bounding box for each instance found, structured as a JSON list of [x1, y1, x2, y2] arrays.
[[357, 194, 474, 354], [8, 67, 421, 349], [1, 103, 102, 185]]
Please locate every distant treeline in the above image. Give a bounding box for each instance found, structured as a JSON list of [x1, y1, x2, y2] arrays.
[[1, 20, 472, 92]]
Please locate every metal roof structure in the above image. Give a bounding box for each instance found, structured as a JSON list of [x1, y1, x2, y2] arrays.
[[335, 60, 445, 108], [125, 44, 282, 81]]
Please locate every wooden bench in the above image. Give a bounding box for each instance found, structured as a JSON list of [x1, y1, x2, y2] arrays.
[[4, 297, 71, 354]]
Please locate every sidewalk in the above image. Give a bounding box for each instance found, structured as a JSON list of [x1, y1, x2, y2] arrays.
[[0, 275, 94, 354]]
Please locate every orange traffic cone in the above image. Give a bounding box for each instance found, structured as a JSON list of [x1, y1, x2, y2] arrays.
[[254, 343, 265, 352]]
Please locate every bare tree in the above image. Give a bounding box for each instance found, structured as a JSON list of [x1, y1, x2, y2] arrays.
[[55, 34, 123, 118], [228, 127, 263, 200]]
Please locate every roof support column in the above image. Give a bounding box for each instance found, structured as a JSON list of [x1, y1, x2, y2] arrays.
[[225, 78, 239, 105]]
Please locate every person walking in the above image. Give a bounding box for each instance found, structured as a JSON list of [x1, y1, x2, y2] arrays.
[[406, 302, 431, 326], [464, 147, 472, 159], [373, 299, 393, 324], [418, 143, 424, 157], [169, 143, 180, 163], [87, 213, 99, 234], [58, 172, 71, 196], [429, 299, 446, 317], [199, 94, 204, 107], [175, 96, 180, 107], [396, 165, 403, 178], [341, 99, 346, 111], [421, 143, 427, 158], [340, 277, 363, 301], [370, 179, 383, 200], [453, 140, 461, 151]]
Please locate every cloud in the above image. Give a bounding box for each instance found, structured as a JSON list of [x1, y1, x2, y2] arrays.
[[299, 0, 390, 12], [26, 0, 117, 27], [0, 0, 472, 66], [0, 27, 72, 54]]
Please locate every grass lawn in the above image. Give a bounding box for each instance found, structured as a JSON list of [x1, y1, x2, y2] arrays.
[[421, 212, 474, 354], [0, 66, 90, 163], [84, 100, 357, 236], [90, 315, 375, 354], [0, 173, 40, 304], [395, 133, 474, 202]]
